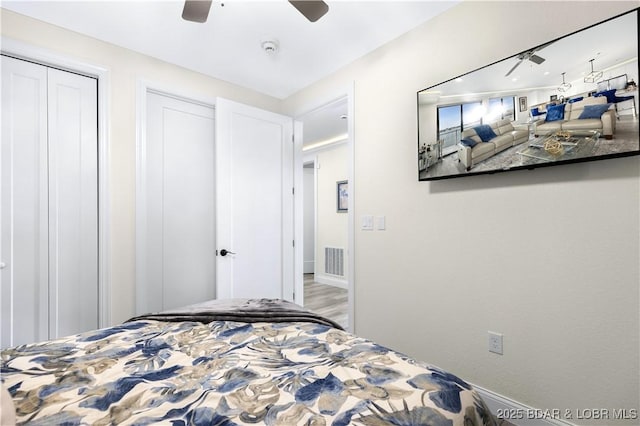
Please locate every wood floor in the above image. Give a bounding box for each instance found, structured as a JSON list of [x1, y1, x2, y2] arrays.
[[303, 274, 348, 329]]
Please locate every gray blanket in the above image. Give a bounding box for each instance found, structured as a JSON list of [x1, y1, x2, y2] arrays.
[[126, 298, 344, 330]]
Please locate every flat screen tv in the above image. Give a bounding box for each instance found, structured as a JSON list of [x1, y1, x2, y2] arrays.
[[417, 8, 639, 181]]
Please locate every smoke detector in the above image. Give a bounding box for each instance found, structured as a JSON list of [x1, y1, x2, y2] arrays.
[[261, 39, 279, 55]]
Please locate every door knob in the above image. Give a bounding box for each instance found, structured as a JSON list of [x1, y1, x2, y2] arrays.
[[219, 249, 235, 257]]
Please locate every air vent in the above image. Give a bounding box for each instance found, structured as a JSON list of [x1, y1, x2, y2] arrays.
[[324, 247, 344, 277]]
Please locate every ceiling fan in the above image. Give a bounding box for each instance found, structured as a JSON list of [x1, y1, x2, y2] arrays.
[[504, 41, 553, 77], [182, 0, 329, 24]]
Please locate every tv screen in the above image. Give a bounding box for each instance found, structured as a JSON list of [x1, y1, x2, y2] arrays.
[[417, 8, 639, 181]]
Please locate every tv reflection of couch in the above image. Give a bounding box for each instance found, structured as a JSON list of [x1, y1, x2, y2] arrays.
[[532, 96, 616, 139], [457, 118, 529, 171]]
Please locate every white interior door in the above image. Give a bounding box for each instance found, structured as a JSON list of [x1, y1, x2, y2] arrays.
[[139, 92, 216, 313], [215, 98, 294, 301], [1, 55, 98, 347]]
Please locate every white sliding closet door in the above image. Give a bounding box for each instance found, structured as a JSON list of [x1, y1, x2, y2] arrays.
[[139, 92, 216, 314], [1, 56, 49, 347], [1, 56, 98, 348], [47, 67, 98, 339]]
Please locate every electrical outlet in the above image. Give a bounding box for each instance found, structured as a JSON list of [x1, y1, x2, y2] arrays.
[[488, 331, 503, 355]]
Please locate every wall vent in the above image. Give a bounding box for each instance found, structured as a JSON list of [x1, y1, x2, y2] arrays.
[[324, 247, 344, 276]]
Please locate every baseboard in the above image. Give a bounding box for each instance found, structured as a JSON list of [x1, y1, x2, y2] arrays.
[[303, 260, 315, 274], [472, 383, 576, 426], [314, 273, 348, 289]]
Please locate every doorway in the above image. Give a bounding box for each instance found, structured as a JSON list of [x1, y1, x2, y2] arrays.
[[297, 94, 353, 330], [136, 89, 296, 315]]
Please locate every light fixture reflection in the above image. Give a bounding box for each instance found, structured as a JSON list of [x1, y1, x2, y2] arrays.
[[584, 58, 603, 83], [558, 72, 572, 92]]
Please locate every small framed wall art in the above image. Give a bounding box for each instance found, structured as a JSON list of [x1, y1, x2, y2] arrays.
[[518, 96, 527, 112], [337, 180, 348, 212]]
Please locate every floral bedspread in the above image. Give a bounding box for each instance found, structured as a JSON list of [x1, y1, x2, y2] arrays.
[[2, 316, 495, 425]]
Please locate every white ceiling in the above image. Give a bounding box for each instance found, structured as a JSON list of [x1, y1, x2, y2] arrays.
[[419, 9, 638, 101], [1, 0, 459, 99]]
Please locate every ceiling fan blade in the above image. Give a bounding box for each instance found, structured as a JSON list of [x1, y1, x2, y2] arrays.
[[182, 0, 212, 23], [289, 0, 329, 22], [505, 59, 523, 77], [505, 39, 553, 77], [528, 54, 545, 65]]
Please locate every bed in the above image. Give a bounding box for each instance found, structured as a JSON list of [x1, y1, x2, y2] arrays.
[[1, 299, 496, 425]]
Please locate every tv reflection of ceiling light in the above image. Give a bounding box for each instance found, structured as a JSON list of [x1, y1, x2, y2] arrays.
[[584, 58, 603, 83], [511, 77, 518, 82], [557, 72, 572, 92], [455, 78, 463, 83]]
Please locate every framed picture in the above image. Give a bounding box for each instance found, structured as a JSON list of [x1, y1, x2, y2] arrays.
[[550, 94, 558, 101], [336, 180, 348, 212], [518, 96, 527, 112]]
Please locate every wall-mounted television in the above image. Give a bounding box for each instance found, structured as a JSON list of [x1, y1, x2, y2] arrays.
[[418, 8, 639, 181]]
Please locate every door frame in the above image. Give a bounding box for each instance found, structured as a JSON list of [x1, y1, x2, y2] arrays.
[[1, 37, 112, 327], [293, 84, 355, 332], [302, 157, 318, 277], [135, 80, 218, 315]]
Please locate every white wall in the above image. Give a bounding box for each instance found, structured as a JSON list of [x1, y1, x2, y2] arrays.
[[314, 144, 349, 285], [283, 2, 639, 423], [0, 9, 282, 324]]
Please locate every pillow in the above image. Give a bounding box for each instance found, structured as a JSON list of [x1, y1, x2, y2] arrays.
[[545, 103, 565, 122], [473, 125, 497, 142], [578, 103, 612, 119], [567, 97, 583, 104], [594, 89, 616, 103], [460, 138, 478, 148]]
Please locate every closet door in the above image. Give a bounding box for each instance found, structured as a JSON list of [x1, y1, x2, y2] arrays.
[[1, 56, 50, 348], [0, 56, 98, 348], [139, 92, 216, 314], [47, 68, 98, 339]]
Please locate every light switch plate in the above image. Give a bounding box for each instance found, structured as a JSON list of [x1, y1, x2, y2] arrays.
[[361, 215, 374, 230], [376, 216, 386, 230]]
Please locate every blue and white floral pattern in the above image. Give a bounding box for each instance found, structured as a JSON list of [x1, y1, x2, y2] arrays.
[[2, 320, 495, 425]]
